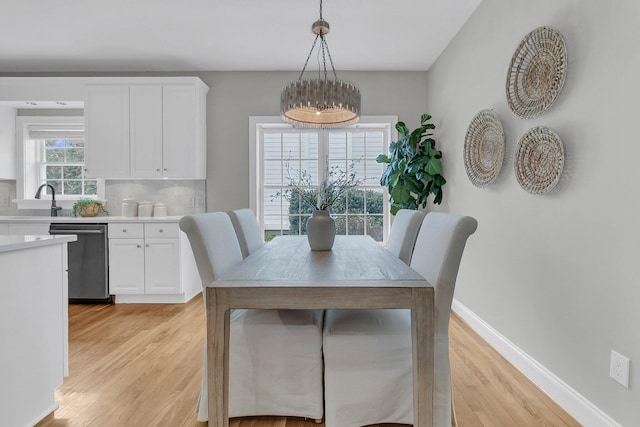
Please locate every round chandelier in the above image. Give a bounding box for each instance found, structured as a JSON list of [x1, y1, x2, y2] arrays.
[[280, 0, 361, 128]]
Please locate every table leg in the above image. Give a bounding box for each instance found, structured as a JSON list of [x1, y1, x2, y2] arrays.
[[207, 288, 230, 427], [412, 287, 435, 427]]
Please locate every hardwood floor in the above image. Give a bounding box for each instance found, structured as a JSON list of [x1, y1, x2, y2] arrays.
[[37, 295, 579, 427]]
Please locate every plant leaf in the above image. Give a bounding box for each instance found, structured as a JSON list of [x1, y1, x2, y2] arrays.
[[376, 154, 391, 164], [425, 157, 442, 175]]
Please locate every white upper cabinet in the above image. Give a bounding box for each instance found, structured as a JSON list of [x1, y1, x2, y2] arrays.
[[0, 105, 16, 180], [84, 85, 130, 178], [84, 77, 208, 179]]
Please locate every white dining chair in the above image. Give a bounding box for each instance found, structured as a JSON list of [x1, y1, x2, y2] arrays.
[[322, 212, 478, 427], [179, 212, 324, 422], [227, 208, 264, 258], [385, 208, 425, 264]]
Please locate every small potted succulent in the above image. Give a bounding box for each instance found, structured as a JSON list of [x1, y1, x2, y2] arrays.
[[71, 198, 108, 217]]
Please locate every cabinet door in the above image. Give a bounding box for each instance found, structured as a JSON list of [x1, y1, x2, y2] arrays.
[[84, 85, 130, 178], [108, 238, 145, 294], [144, 238, 181, 294], [162, 85, 197, 178], [130, 85, 163, 178]]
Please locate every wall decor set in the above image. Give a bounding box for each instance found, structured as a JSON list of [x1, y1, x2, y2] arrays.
[[464, 26, 568, 194]]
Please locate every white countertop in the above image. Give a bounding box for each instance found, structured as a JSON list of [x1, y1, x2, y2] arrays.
[[0, 215, 183, 223], [0, 234, 77, 253]]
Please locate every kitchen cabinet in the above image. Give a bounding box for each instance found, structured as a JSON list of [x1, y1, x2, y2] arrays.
[[84, 77, 208, 179], [0, 105, 16, 180], [108, 222, 187, 299]]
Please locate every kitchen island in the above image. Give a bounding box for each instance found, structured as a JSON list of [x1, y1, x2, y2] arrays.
[[0, 234, 76, 427]]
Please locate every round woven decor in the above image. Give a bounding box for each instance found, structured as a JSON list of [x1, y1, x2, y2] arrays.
[[506, 26, 567, 119], [515, 126, 564, 194], [464, 110, 505, 187]]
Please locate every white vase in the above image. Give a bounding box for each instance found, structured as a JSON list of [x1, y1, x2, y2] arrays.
[[307, 209, 336, 250]]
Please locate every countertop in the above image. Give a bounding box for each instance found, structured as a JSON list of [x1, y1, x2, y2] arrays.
[[0, 234, 77, 253], [0, 215, 183, 223]]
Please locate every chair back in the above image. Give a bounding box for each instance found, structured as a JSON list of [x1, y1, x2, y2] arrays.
[[227, 208, 264, 258], [179, 212, 244, 288], [409, 212, 477, 426], [386, 209, 425, 264]]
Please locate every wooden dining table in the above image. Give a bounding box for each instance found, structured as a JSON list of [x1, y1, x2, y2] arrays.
[[206, 235, 435, 427]]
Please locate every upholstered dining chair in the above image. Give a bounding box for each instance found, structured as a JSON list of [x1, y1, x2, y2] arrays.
[[322, 212, 478, 427], [227, 208, 264, 258], [385, 208, 425, 264], [179, 212, 324, 422]]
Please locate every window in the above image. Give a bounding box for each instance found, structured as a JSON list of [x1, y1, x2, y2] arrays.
[[250, 116, 397, 243], [41, 139, 97, 196], [15, 116, 104, 208]]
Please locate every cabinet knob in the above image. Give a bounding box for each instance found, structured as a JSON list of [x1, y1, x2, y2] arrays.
[[159, 229, 163, 233], [163, 168, 167, 171], [146, 244, 150, 247], [156, 168, 161, 172], [123, 229, 127, 232], [136, 244, 141, 248]]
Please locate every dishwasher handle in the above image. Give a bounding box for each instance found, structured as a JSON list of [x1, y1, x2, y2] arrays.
[[50, 229, 105, 235]]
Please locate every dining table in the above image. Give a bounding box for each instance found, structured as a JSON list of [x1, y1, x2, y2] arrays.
[[205, 235, 435, 427]]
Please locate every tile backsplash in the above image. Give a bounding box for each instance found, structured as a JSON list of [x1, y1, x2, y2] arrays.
[[0, 179, 206, 217]]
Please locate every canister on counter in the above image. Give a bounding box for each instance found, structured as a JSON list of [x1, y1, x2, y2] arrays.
[[138, 201, 153, 217], [153, 203, 168, 217]]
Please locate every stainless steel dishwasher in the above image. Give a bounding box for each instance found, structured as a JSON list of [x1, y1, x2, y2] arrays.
[[49, 223, 112, 303]]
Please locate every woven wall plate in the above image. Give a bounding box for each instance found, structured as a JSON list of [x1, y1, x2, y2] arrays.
[[506, 26, 567, 119], [515, 126, 564, 194], [464, 109, 505, 187]]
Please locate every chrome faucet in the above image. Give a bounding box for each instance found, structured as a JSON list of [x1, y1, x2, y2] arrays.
[[35, 184, 62, 217]]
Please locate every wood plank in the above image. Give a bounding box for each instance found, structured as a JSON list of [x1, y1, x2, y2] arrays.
[[35, 296, 580, 427]]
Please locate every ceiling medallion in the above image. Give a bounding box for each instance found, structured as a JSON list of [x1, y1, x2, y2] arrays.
[[280, 0, 360, 128]]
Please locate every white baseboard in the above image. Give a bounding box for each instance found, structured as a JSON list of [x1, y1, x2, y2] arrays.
[[451, 299, 621, 427]]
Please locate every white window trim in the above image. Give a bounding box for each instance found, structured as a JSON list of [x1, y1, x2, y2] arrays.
[[249, 115, 398, 242], [15, 116, 105, 210]]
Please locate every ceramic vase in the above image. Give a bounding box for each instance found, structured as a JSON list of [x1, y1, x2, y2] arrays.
[[307, 209, 336, 250]]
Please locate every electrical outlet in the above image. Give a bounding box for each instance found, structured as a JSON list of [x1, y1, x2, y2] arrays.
[[0, 190, 10, 207], [194, 196, 204, 208], [610, 350, 630, 388]]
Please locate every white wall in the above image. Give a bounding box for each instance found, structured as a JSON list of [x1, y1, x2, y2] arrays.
[[426, 0, 640, 425]]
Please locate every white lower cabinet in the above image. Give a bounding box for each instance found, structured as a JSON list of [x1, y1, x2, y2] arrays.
[[108, 222, 198, 302]]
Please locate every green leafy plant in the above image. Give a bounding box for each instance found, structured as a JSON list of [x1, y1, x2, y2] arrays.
[[71, 198, 108, 217], [376, 114, 446, 215]]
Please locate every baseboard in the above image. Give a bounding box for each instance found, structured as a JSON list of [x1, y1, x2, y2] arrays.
[[114, 293, 188, 304], [451, 299, 621, 427]]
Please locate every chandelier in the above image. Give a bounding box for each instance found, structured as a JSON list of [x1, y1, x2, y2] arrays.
[[280, 0, 361, 128]]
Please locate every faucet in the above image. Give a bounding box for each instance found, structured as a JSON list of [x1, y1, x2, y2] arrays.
[[35, 184, 62, 217]]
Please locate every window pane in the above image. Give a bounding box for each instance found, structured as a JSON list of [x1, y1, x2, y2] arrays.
[[365, 159, 384, 183], [264, 160, 283, 186], [66, 148, 84, 162], [346, 190, 365, 214], [264, 133, 282, 160], [46, 166, 62, 179], [366, 215, 384, 242], [46, 148, 64, 162], [282, 134, 300, 158], [349, 133, 366, 160], [64, 180, 83, 195], [68, 140, 84, 148], [365, 189, 385, 214], [329, 132, 347, 159], [63, 165, 83, 179], [45, 140, 65, 148], [46, 180, 61, 194], [334, 215, 346, 235], [366, 132, 384, 156], [264, 188, 283, 217], [84, 180, 97, 195], [348, 215, 365, 235]]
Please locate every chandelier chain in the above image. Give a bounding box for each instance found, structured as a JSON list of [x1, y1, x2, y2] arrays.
[[298, 35, 320, 81]]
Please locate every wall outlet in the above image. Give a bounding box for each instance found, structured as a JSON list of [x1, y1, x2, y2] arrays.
[[610, 350, 630, 388], [0, 190, 10, 207], [194, 196, 204, 208]]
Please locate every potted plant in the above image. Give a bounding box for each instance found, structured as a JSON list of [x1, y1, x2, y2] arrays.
[[71, 198, 108, 217], [275, 160, 360, 250], [376, 114, 446, 214]]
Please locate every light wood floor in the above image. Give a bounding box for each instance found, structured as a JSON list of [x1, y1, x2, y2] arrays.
[[36, 295, 579, 427]]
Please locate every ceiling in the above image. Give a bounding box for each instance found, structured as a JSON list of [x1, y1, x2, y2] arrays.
[[0, 0, 481, 73]]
